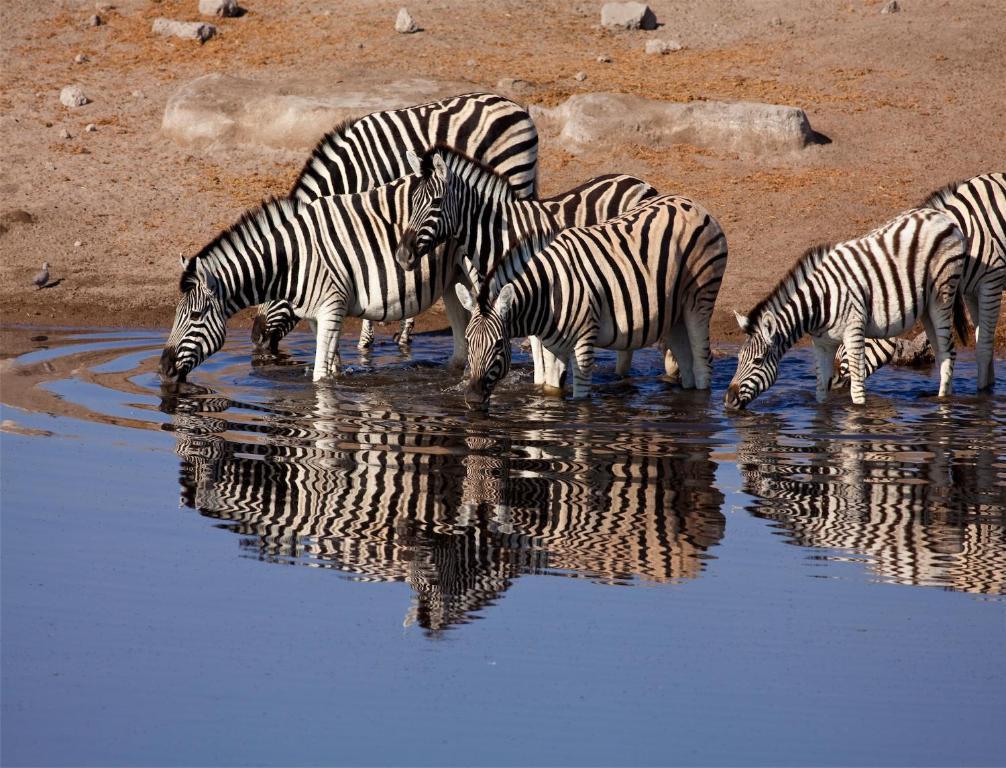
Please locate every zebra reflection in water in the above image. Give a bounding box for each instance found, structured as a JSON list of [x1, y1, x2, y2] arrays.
[[163, 386, 725, 634], [735, 408, 1006, 595]]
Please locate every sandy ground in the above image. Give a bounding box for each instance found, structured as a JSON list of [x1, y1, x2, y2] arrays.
[[1, 0, 1004, 351]]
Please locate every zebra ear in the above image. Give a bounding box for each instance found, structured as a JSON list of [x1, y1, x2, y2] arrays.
[[494, 283, 516, 322], [406, 150, 422, 175], [759, 310, 779, 344], [431, 152, 448, 179], [179, 254, 187, 269], [455, 282, 476, 313], [734, 311, 750, 333]]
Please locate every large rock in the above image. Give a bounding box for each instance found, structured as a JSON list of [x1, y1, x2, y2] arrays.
[[601, 2, 657, 30], [162, 73, 473, 151], [60, 85, 89, 108], [534, 93, 823, 156]]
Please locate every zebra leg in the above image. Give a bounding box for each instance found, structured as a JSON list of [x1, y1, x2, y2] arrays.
[[615, 350, 633, 377], [530, 336, 545, 386], [842, 319, 868, 405], [570, 339, 596, 400], [684, 312, 713, 390], [357, 320, 375, 350], [813, 339, 839, 403], [665, 323, 694, 388], [443, 280, 469, 369], [395, 318, 416, 349], [921, 310, 955, 398], [311, 304, 345, 382], [542, 347, 566, 395], [974, 281, 1001, 392]]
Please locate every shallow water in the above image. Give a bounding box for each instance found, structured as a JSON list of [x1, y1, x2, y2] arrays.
[[2, 326, 1004, 766]]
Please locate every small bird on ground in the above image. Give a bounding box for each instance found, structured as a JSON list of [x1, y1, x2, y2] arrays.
[[33, 262, 50, 289]]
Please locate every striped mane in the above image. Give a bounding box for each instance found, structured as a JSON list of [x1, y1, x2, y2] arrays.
[[422, 143, 521, 201], [917, 178, 965, 209], [288, 117, 360, 197], [180, 196, 299, 292], [744, 243, 833, 330]]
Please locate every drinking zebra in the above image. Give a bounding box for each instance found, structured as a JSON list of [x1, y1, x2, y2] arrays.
[[253, 92, 540, 355], [454, 197, 727, 406], [850, 173, 1005, 392], [724, 207, 967, 409], [394, 146, 722, 395], [160, 178, 462, 383]]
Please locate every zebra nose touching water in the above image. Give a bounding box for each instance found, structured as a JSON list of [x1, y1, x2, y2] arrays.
[[724, 206, 968, 408]]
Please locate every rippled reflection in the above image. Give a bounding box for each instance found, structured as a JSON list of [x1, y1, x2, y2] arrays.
[[735, 405, 1006, 594], [162, 382, 725, 633]]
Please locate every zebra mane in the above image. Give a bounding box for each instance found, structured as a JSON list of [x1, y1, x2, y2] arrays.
[[288, 117, 360, 197], [917, 178, 966, 209], [422, 143, 520, 199], [745, 243, 833, 331], [181, 196, 300, 292]]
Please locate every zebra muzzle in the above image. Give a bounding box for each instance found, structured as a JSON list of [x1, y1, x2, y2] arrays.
[[395, 230, 420, 269], [723, 383, 746, 410], [159, 347, 187, 382]]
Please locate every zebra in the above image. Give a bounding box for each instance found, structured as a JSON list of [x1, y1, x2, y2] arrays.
[[160, 178, 463, 384], [252, 92, 540, 355], [850, 173, 1006, 392], [724, 207, 967, 409], [828, 334, 933, 391], [451, 194, 728, 407], [394, 146, 719, 395]]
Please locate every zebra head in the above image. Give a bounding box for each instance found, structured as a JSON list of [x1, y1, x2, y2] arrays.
[[454, 282, 516, 410], [160, 257, 226, 382], [396, 150, 454, 269], [725, 310, 782, 409]]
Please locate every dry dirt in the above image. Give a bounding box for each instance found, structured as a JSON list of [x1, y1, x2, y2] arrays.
[[1, 0, 1004, 351]]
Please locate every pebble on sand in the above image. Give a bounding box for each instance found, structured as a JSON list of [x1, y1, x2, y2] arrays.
[[880, 0, 900, 13], [199, 0, 241, 17], [395, 8, 419, 33], [151, 18, 217, 43], [60, 86, 89, 108]]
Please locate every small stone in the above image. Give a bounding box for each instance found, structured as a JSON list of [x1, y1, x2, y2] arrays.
[[152, 18, 216, 43], [880, 0, 900, 12], [60, 86, 89, 108], [74, 53, 89, 64], [356, 42, 364, 49], [597, 53, 612, 63], [601, 2, 657, 30], [89, 14, 102, 26], [74, 240, 83, 248], [59, 127, 72, 139], [131, 90, 145, 99], [199, 0, 240, 18], [46, 162, 57, 172], [395, 7, 419, 33], [466, 59, 476, 67], [574, 71, 587, 82], [645, 39, 682, 55], [769, 16, 783, 26], [496, 77, 534, 97], [85, 123, 97, 132]]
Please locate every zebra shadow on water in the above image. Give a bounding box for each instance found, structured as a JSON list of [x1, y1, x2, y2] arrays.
[[733, 402, 1006, 596], [160, 381, 726, 636]]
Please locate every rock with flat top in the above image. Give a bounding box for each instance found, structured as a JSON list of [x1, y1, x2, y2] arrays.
[[535, 92, 822, 156], [880, 0, 900, 13], [645, 39, 682, 54], [60, 86, 89, 108], [152, 18, 216, 43], [395, 8, 419, 33], [601, 2, 657, 30], [161, 73, 472, 151], [199, 0, 240, 17]]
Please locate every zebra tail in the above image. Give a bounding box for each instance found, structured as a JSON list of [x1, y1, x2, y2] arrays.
[[952, 289, 972, 347]]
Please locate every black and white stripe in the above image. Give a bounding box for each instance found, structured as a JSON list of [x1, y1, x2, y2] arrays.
[[254, 92, 539, 353], [167, 386, 725, 631], [160, 177, 463, 383], [394, 147, 720, 402], [725, 207, 967, 408], [854, 173, 1005, 392]]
